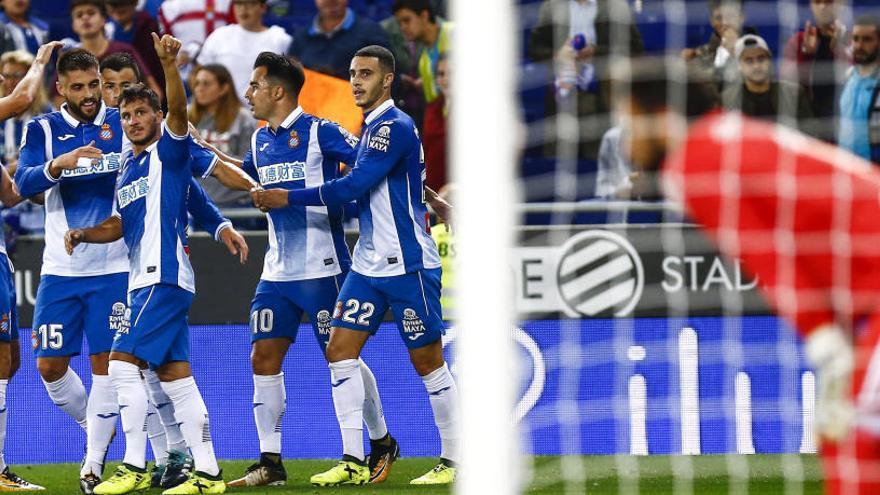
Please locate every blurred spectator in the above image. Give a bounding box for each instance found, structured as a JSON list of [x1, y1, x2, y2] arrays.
[[0, 0, 48, 54], [197, 0, 291, 104], [0, 49, 49, 166], [422, 52, 448, 190], [682, 0, 753, 87], [158, 0, 234, 75], [594, 126, 632, 199], [722, 34, 815, 136], [0, 48, 48, 236], [782, 0, 849, 142], [105, 0, 164, 89], [188, 64, 256, 205], [527, 0, 644, 160], [288, 0, 388, 79], [392, 0, 451, 106], [839, 14, 880, 163], [59, 0, 161, 107]]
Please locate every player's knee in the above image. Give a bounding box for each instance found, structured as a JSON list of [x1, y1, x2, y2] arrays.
[[251, 344, 283, 375], [36, 359, 68, 382], [409, 342, 444, 376]]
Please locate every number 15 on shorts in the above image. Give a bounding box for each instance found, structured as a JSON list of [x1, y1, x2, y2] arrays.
[[33, 324, 63, 350]]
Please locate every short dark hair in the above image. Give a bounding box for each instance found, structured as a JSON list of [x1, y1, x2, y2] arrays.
[[613, 57, 720, 120], [354, 45, 396, 75], [118, 82, 160, 112], [100, 52, 141, 81], [392, 0, 436, 23], [69, 0, 108, 17], [56, 48, 100, 76], [253, 52, 305, 99], [854, 14, 880, 35]]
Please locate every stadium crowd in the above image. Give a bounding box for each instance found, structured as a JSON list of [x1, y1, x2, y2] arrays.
[[521, 0, 879, 201]]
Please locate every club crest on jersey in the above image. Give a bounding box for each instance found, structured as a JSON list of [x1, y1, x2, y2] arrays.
[[30, 329, 37, 350], [99, 123, 114, 141], [0, 313, 9, 334], [316, 310, 332, 335], [402, 308, 425, 340], [109, 302, 127, 331], [117, 176, 150, 209], [333, 301, 344, 319], [368, 126, 391, 152], [288, 130, 300, 148], [257, 162, 305, 185]]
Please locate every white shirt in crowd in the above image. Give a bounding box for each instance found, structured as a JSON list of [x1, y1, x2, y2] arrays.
[[197, 24, 293, 104]]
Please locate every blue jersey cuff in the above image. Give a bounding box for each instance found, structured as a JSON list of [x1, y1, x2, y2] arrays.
[[43, 160, 60, 183], [288, 187, 324, 206], [214, 221, 232, 241]]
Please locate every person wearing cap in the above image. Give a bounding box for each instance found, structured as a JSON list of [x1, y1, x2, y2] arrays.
[[722, 33, 815, 136], [839, 14, 880, 164]]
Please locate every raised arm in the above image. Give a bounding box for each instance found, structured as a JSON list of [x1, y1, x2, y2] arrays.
[[152, 32, 187, 136], [0, 41, 61, 120], [64, 216, 123, 254]]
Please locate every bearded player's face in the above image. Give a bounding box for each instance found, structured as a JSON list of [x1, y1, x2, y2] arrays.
[[57, 68, 102, 122]]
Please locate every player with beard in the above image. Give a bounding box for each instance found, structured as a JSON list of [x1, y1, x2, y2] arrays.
[[65, 33, 245, 495], [100, 51, 250, 489], [617, 56, 880, 495]]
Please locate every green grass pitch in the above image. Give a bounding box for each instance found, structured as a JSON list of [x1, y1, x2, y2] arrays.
[[8, 455, 821, 494]]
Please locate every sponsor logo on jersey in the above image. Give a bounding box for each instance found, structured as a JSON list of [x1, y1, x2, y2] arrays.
[[57, 134, 75, 141], [0, 313, 8, 334], [368, 125, 391, 152], [61, 152, 123, 178], [316, 310, 331, 335], [259, 142, 270, 152], [117, 176, 150, 209], [288, 130, 300, 148], [99, 123, 114, 141], [257, 161, 305, 185], [109, 302, 127, 331], [402, 308, 425, 340]]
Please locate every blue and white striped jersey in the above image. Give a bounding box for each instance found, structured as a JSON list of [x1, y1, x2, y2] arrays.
[[287, 100, 440, 277], [241, 107, 356, 281], [16, 103, 129, 277], [114, 123, 216, 293]]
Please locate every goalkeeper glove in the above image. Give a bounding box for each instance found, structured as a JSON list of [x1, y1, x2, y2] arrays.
[[805, 324, 855, 443]]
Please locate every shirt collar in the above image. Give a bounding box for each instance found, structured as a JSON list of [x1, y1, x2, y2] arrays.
[[60, 101, 108, 128], [364, 99, 395, 126], [279, 106, 304, 129], [309, 8, 355, 36]]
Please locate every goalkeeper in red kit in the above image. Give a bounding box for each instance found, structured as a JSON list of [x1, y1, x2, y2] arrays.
[[617, 57, 880, 494]]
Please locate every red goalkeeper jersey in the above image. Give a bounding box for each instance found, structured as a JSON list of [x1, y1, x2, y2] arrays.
[[662, 112, 880, 336]]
